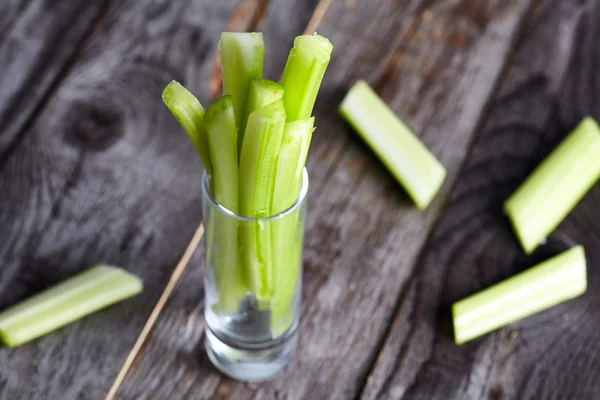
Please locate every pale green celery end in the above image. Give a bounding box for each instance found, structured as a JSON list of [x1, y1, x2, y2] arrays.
[[204, 95, 239, 213], [453, 246, 587, 345], [242, 79, 284, 152], [504, 117, 600, 254], [219, 32, 264, 135], [339, 80, 446, 209], [281, 35, 332, 121], [0, 265, 142, 347], [162, 81, 213, 177]]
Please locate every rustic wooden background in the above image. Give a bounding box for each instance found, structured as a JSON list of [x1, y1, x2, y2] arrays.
[[0, 0, 599, 399]]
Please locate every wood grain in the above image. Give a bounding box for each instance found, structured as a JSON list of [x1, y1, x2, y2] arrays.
[[0, 0, 238, 398], [117, 0, 534, 399], [361, 0, 600, 399], [0, 0, 110, 162]]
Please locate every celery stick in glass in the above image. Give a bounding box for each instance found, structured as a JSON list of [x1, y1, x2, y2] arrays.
[[239, 100, 286, 299], [504, 117, 600, 254], [204, 95, 245, 314], [339, 80, 447, 209], [162, 81, 213, 179], [219, 32, 264, 147], [270, 119, 314, 334], [0, 265, 142, 348], [453, 246, 587, 345], [281, 34, 333, 121], [245, 79, 284, 121]]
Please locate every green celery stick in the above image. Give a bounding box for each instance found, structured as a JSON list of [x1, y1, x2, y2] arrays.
[[204, 95, 239, 212], [281, 34, 333, 121], [239, 100, 286, 299], [244, 79, 284, 122], [339, 80, 447, 209], [204, 96, 245, 313], [270, 119, 314, 334], [0, 265, 142, 348], [453, 246, 587, 345], [504, 117, 600, 254], [162, 81, 213, 180], [219, 32, 264, 147], [272, 118, 314, 214]]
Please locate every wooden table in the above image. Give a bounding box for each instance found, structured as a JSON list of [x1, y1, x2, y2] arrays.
[[1, 0, 599, 398]]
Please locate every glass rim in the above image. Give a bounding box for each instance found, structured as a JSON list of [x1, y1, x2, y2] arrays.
[[202, 168, 309, 222]]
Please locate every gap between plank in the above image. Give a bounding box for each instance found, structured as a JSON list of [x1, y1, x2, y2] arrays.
[[105, 223, 205, 400]]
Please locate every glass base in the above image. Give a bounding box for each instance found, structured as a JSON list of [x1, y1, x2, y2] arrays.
[[205, 325, 298, 382]]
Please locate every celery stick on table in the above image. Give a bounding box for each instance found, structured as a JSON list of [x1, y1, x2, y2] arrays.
[[281, 34, 333, 121], [504, 117, 600, 254], [0, 265, 142, 348], [453, 246, 587, 345], [340, 80, 447, 209]]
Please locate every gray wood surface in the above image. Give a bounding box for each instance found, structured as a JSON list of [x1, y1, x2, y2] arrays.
[[117, 0, 536, 399], [0, 0, 236, 397], [0, 0, 109, 160], [362, 0, 600, 399], [0, 0, 598, 399]]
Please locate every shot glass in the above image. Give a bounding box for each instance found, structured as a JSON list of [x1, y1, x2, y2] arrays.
[[202, 168, 308, 381]]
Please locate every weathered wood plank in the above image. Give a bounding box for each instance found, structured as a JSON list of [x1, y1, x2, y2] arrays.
[[361, 0, 600, 399], [0, 0, 110, 162], [118, 0, 534, 399], [0, 0, 239, 398]]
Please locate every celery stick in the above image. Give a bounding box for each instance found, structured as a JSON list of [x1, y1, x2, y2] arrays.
[[270, 120, 313, 334], [245, 79, 284, 122], [204, 96, 245, 314], [504, 117, 600, 254], [272, 118, 314, 214], [239, 100, 286, 299], [0, 265, 142, 348], [453, 246, 587, 345], [281, 34, 333, 121], [162, 81, 213, 179], [339, 80, 447, 209], [204, 95, 239, 213], [219, 32, 264, 145]]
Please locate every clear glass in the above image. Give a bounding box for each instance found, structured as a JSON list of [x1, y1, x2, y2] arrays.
[[202, 168, 308, 381]]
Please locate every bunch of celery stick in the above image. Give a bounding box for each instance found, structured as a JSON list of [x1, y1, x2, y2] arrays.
[[163, 32, 333, 334]]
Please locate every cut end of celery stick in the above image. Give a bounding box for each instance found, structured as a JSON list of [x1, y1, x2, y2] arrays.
[[452, 245, 587, 345], [0, 265, 142, 348], [339, 80, 447, 209], [204, 95, 239, 213], [504, 117, 600, 254], [281, 34, 333, 121], [162, 81, 213, 177], [219, 32, 264, 134]]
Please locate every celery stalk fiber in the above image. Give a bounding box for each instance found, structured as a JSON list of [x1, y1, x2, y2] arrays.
[[504, 117, 600, 254], [453, 246, 587, 345], [219, 32, 264, 149], [204, 96, 245, 314], [339, 80, 447, 209], [281, 34, 333, 121], [162, 81, 213, 179], [0, 265, 142, 348], [239, 100, 286, 299]]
